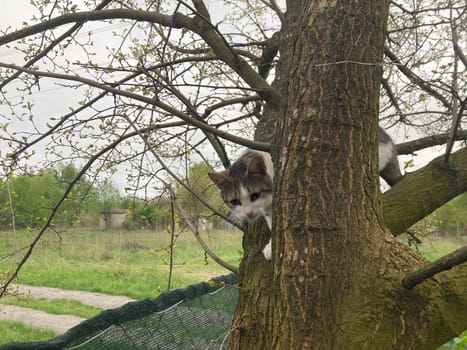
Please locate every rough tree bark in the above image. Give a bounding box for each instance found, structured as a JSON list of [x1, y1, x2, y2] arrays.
[[229, 1, 467, 349], [383, 147, 467, 236]]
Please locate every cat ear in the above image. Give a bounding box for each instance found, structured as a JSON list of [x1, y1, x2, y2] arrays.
[[247, 154, 267, 176], [208, 171, 231, 188]]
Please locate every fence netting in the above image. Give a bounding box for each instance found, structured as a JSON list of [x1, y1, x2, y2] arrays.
[[0, 274, 238, 350], [0, 272, 464, 350]]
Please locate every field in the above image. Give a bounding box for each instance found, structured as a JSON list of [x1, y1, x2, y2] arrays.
[[0, 228, 243, 298], [0, 228, 243, 343], [411, 235, 466, 261], [0, 228, 465, 345]]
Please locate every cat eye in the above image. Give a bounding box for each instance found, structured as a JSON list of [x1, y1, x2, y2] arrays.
[[229, 199, 241, 206], [250, 192, 261, 201]]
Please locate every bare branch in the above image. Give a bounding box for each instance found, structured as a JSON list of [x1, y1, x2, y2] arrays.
[[451, 20, 467, 67], [0, 10, 190, 46], [384, 47, 451, 110], [170, 186, 239, 274], [258, 31, 280, 79], [0, 62, 271, 152], [117, 111, 242, 230], [167, 195, 176, 291], [141, 66, 231, 168], [260, 0, 285, 24], [0, 0, 113, 90], [396, 130, 467, 155], [381, 77, 402, 118], [402, 246, 467, 289], [0, 8, 280, 107], [191, 0, 211, 21], [445, 18, 464, 162], [202, 96, 262, 119]]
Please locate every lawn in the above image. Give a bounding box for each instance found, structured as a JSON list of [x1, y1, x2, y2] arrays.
[[0, 228, 465, 346], [0, 296, 101, 319], [0, 228, 243, 299], [0, 321, 56, 344], [411, 236, 466, 261], [0, 227, 243, 344]]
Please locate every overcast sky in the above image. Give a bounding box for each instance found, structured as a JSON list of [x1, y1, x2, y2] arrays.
[[0, 0, 452, 195]]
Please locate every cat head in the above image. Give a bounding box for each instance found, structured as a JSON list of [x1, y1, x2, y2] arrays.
[[208, 151, 273, 223]]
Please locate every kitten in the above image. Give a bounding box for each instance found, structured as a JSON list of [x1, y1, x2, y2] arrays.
[[208, 150, 274, 227], [209, 127, 401, 260]]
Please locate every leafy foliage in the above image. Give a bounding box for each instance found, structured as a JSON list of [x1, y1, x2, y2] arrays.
[[175, 162, 226, 226], [123, 197, 173, 230], [0, 164, 122, 229], [430, 193, 467, 235]]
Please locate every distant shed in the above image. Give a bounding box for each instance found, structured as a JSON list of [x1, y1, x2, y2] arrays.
[[99, 209, 127, 229]]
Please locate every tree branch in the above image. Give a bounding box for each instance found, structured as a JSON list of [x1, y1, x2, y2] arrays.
[[0, 0, 113, 90], [170, 187, 239, 274], [187, 4, 280, 107], [0, 62, 271, 152], [118, 112, 242, 230], [396, 130, 467, 155], [384, 47, 451, 110], [402, 246, 467, 289], [0, 8, 280, 107], [260, 0, 285, 24], [258, 31, 280, 79], [383, 146, 467, 236], [381, 76, 403, 118], [141, 66, 231, 168], [0, 10, 190, 46]]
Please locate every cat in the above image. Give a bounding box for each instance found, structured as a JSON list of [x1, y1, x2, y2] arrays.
[[378, 127, 402, 186], [208, 127, 401, 260]]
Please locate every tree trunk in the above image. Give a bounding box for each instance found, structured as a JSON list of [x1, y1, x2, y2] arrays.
[[229, 1, 467, 349]]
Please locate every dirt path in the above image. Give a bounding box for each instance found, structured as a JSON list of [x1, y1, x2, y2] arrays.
[[0, 284, 136, 335], [0, 304, 85, 334], [9, 284, 136, 309]]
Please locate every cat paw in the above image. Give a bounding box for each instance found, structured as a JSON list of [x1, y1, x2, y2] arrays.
[[263, 240, 272, 260]]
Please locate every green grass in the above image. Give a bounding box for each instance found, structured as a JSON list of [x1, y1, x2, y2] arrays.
[[0, 296, 101, 319], [0, 228, 464, 346], [0, 228, 243, 299], [438, 330, 467, 350], [0, 228, 242, 344], [0, 320, 56, 343], [405, 236, 466, 261]]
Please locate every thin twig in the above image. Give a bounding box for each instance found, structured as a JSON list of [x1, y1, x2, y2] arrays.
[[384, 47, 451, 109], [167, 194, 176, 291], [0, 0, 113, 90], [444, 14, 462, 163], [0, 62, 270, 152], [119, 112, 242, 228], [169, 188, 239, 274]]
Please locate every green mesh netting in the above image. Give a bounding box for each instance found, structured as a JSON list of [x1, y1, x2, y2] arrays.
[[1, 272, 464, 350], [0, 274, 238, 350]]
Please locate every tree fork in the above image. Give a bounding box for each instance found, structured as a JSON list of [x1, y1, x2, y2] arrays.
[[229, 0, 467, 349]]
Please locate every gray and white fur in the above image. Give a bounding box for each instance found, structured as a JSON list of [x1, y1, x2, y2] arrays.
[[209, 127, 401, 260], [378, 127, 402, 186]]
